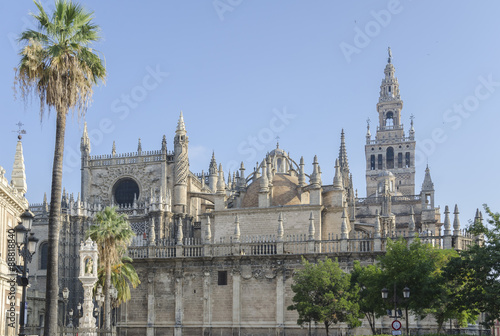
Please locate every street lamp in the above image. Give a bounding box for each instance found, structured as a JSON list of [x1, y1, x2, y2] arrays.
[[382, 284, 410, 335], [67, 309, 74, 328], [14, 209, 38, 336], [109, 284, 118, 326], [62, 287, 69, 327], [95, 285, 104, 329]]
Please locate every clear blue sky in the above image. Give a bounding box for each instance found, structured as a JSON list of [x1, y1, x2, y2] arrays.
[[1, 1, 499, 225]]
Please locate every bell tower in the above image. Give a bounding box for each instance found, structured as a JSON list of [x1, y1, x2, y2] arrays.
[[365, 48, 416, 197]]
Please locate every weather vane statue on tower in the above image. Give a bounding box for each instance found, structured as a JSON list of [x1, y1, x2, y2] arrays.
[[388, 47, 392, 63]]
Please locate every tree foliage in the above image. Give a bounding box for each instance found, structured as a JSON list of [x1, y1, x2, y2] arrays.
[[351, 261, 385, 334], [288, 258, 362, 335], [88, 207, 135, 329], [444, 205, 500, 327]]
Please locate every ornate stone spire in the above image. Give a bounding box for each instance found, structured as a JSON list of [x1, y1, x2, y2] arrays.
[[341, 207, 349, 239], [260, 164, 269, 192], [161, 135, 167, 152], [453, 204, 461, 236], [310, 155, 321, 186], [137, 138, 142, 154], [177, 111, 186, 133], [408, 206, 415, 232], [298, 156, 306, 187], [216, 163, 226, 194], [443, 205, 451, 235], [11, 138, 27, 195], [421, 165, 434, 191], [308, 212, 315, 240], [333, 158, 343, 189], [339, 129, 349, 173], [112, 141, 116, 156], [277, 212, 284, 241], [80, 122, 90, 154], [209, 152, 217, 175], [379, 48, 401, 103], [239, 162, 246, 188], [205, 216, 212, 242], [234, 215, 240, 242]]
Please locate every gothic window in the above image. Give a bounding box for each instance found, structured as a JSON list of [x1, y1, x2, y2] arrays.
[[218, 271, 228, 286], [385, 112, 394, 127], [370, 155, 375, 170], [377, 154, 383, 170], [386, 147, 394, 169], [405, 152, 411, 168], [277, 158, 282, 173], [113, 178, 140, 206], [39, 242, 48, 270], [398, 153, 403, 168]]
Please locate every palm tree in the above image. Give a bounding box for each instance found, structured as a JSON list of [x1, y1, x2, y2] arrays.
[[88, 207, 135, 330], [15, 1, 106, 334], [97, 256, 141, 307]]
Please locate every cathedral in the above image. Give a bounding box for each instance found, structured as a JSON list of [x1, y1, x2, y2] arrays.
[[24, 51, 478, 335]]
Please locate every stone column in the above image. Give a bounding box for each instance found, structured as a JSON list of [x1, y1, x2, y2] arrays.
[[276, 267, 284, 335], [147, 270, 155, 336], [202, 269, 212, 335], [79, 238, 98, 336], [174, 264, 183, 336], [232, 268, 241, 334]]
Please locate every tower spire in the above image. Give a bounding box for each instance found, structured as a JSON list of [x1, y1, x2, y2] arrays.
[[80, 122, 90, 154], [339, 129, 349, 172], [11, 138, 27, 195], [177, 111, 186, 133]]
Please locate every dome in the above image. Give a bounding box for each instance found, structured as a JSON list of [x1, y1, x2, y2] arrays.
[[241, 174, 301, 208]]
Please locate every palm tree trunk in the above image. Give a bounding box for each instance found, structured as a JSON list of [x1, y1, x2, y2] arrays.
[[44, 110, 67, 336], [105, 261, 112, 329]]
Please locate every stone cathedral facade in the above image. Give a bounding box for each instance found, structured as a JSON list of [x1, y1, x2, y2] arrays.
[[26, 52, 479, 335]]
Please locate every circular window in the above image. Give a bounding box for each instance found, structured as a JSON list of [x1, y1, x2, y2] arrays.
[[113, 178, 139, 206]]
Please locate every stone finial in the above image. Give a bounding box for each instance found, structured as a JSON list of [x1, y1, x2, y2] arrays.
[[209, 152, 217, 175], [277, 212, 284, 241], [421, 165, 434, 191], [162, 135, 167, 152], [176, 217, 184, 245], [308, 212, 315, 240], [443, 205, 451, 235], [234, 215, 240, 242], [310, 155, 320, 186], [205, 216, 212, 242], [341, 207, 348, 239], [216, 163, 226, 194], [260, 164, 269, 193], [112, 141, 116, 156], [298, 156, 306, 187], [201, 170, 205, 187], [176, 111, 186, 133], [333, 158, 343, 189], [408, 206, 415, 232], [239, 162, 246, 187], [80, 122, 91, 153], [453, 204, 461, 236], [339, 130, 349, 172], [11, 139, 27, 195], [137, 138, 142, 153]]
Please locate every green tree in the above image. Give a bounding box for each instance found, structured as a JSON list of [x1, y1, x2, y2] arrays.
[[444, 205, 500, 327], [15, 1, 106, 333], [88, 207, 135, 330], [288, 258, 362, 336], [97, 256, 140, 307], [351, 261, 386, 334]]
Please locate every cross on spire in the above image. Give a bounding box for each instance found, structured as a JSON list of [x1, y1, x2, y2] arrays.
[[12, 121, 27, 140]]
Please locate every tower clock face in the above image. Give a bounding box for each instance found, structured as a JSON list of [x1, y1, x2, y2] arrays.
[[392, 320, 402, 330]]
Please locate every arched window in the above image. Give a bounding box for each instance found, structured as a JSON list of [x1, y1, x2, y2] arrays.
[[377, 154, 383, 170], [398, 153, 403, 168], [113, 178, 140, 206], [370, 155, 375, 170], [385, 112, 394, 127], [386, 147, 394, 169], [405, 152, 411, 168], [39, 242, 48, 270]]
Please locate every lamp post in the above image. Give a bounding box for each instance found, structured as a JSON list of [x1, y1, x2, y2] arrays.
[[382, 284, 410, 335], [95, 284, 104, 329], [67, 309, 74, 328], [14, 210, 38, 336], [62, 287, 69, 327]]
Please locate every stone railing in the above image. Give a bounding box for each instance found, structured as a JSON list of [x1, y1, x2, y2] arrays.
[[127, 230, 475, 259], [87, 150, 170, 167]]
